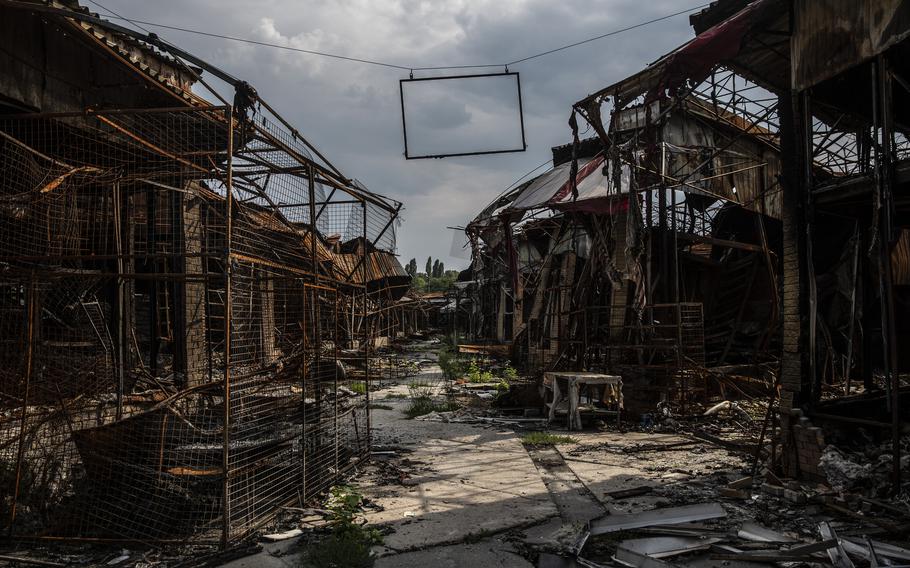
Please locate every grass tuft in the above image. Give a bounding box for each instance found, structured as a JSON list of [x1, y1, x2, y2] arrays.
[[302, 485, 381, 568], [369, 403, 394, 411], [349, 382, 367, 395], [520, 431, 577, 446], [403, 397, 460, 419], [384, 393, 407, 399]]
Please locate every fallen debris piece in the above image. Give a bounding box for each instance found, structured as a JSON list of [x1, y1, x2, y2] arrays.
[[617, 536, 722, 559], [107, 551, 131, 565], [703, 400, 752, 422], [818, 521, 856, 568], [612, 547, 679, 568], [818, 446, 872, 492], [841, 537, 910, 563], [604, 486, 653, 499], [589, 503, 726, 535], [718, 487, 750, 499], [737, 521, 798, 543], [0, 555, 66, 567], [727, 476, 754, 490], [262, 528, 304, 542]]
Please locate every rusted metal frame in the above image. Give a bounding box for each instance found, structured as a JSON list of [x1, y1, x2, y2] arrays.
[[156, 42, 233, 108], [230, 172, 289, 221], [113, 181, 126, 420], [685, 92, 780, 145], [811, 113, 848, 160], [248, 122, 352, 195], [0, 130, 95, 174], [666, 140, 686, 403], [248, 120, 400, 215], [0, 105, 229, 120], [663, 99, 781, 184], [690, 70, 780, 130], [7, 277, 36, 537], [361, 202, 372, 461], [227, 251, 317, 279], [874, 57, 901, 492], [95, 115, 210, 174], [300, 285, 309, 501], [0, 252, 214, 263], [222, 107, 234, 548], [344, 203, 403, 282], [813, 128, 862, 174], [232, 149, 311, 175], [314, 187, 339, 222], [253, 96, 347, 182], [843, 224, 860, 395]]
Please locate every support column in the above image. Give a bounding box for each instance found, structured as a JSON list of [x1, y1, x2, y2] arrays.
[[778, 91, 810, 477]]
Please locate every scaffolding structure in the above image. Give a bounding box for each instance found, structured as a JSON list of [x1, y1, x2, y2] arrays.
[[0, 104, 401, 544]]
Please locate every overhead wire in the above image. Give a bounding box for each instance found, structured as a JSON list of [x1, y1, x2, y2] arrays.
[[80, 3, 711, 74]]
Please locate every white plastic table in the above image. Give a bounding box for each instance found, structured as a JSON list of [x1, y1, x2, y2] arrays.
[[543, 372, 623, 430]]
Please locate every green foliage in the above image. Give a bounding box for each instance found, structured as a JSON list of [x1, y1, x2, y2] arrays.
[[502, 364, 518, 381], [369, 404, 393, 410], [384, 393, 407, 399], [520, 432, 577, 446], [438, 347, 468, 381], [404, 382, 459, 418], [411, 272, 457, 292], [304, 485, 382, 568], [466, 359, 481, 382], [350, 382, 367, 395], [464, 359, 495, 383]]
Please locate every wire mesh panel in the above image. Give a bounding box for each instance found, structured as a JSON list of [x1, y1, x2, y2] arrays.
[[0, 106, 387, 544]]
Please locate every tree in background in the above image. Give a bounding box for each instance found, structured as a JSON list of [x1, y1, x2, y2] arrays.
[[407, 257, 457, 292]]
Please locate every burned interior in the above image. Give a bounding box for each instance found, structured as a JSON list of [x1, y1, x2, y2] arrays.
[[1, 0, 910, 566]]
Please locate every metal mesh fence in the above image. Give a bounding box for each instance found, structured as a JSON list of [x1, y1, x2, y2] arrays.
[[0, 106, 394, 544]]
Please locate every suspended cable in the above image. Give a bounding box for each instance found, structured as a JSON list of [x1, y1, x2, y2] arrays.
[[506, 3, 709, 66], [81, 3, 710, 73]]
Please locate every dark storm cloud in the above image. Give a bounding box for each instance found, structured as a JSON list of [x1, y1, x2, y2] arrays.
[[98, 0, 699, 268]]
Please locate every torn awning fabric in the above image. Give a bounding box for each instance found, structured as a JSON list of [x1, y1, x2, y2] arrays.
[[646, 0, 774, 102]]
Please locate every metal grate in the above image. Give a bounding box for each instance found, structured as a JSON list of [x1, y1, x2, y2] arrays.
[[0, 106, 399, 544]]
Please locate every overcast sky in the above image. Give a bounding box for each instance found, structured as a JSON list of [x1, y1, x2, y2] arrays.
[[98, 0, 697, 269]]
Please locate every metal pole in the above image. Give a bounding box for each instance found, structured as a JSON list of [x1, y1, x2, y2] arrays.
[[113, 181, 125, 420], [363, 201, 371, 458], [8, 276, 36, 537], [876, 57, 901, 492], [221, 107, 234, 549]]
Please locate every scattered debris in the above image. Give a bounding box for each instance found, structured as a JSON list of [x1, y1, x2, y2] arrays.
[[590, 503, 726, 535]]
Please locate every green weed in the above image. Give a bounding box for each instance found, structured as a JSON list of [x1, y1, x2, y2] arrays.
[[520, 432, 577, 446]]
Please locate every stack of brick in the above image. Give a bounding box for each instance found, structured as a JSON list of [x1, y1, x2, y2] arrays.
[[790, 410, 827, 481]]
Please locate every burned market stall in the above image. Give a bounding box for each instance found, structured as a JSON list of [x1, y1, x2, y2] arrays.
[[667, 0, 910, 496], [0, 0, 403, 545], [465, 66, 785, 417]]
